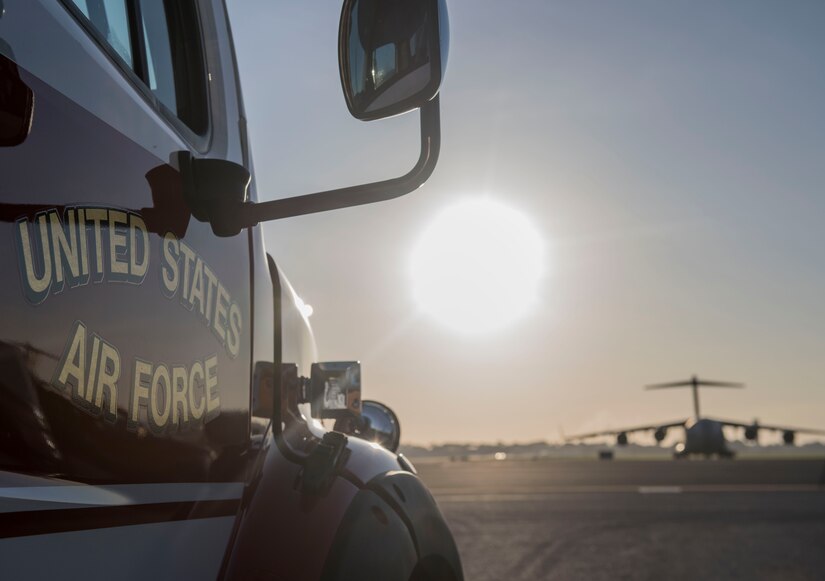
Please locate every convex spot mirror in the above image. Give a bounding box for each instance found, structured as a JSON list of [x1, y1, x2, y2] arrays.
[[340, 0, 449, 121], [359, 400, 401, 452], [310, 361, 362, 420]]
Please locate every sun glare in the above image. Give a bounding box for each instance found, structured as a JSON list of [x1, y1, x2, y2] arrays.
[[411, 199, 545, 335]]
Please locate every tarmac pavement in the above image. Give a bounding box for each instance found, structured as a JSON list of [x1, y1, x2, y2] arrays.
[[416, 458, 825, 580]]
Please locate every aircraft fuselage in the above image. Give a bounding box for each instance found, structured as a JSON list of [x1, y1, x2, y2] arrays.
[[677, 418, 732, 458]]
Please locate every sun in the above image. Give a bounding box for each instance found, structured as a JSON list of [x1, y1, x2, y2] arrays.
[[410, 198, 545, 335]]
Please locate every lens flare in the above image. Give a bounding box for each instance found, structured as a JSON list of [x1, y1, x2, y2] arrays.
[[411, 199, 545, 335]]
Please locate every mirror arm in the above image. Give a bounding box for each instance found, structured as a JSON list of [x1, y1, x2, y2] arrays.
[[238, 95, 441, 227]]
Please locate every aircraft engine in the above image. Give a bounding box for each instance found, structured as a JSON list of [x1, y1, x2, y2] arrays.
[[654, 427, 667, 443], [744, 424, 759, 441], [783, 430, 796, 445], [617, 432, 628, 446]]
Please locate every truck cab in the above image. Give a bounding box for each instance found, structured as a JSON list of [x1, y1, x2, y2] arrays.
[[0, 1, 460, 579]]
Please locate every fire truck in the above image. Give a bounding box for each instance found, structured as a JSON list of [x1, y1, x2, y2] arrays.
[[0, 0, 460, 578]]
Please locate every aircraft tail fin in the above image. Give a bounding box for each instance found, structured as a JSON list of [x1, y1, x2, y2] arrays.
[[645, 376, 744, 418]]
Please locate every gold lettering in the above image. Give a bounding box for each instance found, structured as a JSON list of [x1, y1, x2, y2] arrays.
[[150, 364, 172, 430], [130, 214, 149, 278], [213, 283, 229, 343], [17, 217, 52, 296], [85, 208, 108, 277], [78, 209, 89, 277], [172, 365, 189, 428], [108, 210, 129, 275], [205, 355, 220, 419], [203, 264, 218, 324], [188, 361, 205, 421], [131, 360, 152, 425], [95, 341, 120, 421], [85, 335, 100, 404], [179, 242, 196, 302], [162, 233, 180, 295], [50, 210, 80, 284], [190, 258, 205, 316], [57, 322, 86, 400], [227, 303, 242, 357]]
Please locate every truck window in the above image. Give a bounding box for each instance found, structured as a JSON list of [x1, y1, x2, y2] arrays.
[[69, 0, 133, 67], [66, 0, 208, 135]]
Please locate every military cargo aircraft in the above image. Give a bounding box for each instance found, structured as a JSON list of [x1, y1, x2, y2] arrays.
[[567, 375, 825, 458]]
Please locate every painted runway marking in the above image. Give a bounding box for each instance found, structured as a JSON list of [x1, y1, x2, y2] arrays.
[[430, 484, 825, 502], [638, 486, 682, 494]]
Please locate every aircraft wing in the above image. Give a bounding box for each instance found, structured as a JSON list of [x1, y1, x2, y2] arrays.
[[713, 418, 753, 430], [715, 418, 825, 436], [566, 420, 687, 441], [646, 379, 743, 389]]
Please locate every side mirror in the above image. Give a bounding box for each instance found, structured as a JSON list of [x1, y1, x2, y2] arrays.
[[309, 361, 362, 419], [339, 0, 449, 121], [358, 400, 401, 452], [179, 0, 449, 236]]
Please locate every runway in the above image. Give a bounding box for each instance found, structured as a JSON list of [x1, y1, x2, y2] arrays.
[[416, 459, 825, 580]]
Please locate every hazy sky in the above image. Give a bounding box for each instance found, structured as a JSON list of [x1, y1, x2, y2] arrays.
[[228, 0, 825, 445]]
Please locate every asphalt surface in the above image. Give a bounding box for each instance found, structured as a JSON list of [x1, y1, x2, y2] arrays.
[[416, 459, 825, 581]]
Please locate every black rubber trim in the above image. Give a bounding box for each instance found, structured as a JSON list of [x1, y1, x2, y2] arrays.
[[0, 499, 240, 538]]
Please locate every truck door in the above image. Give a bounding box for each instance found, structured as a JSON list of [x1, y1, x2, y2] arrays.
[[0, 1, 251, 577]]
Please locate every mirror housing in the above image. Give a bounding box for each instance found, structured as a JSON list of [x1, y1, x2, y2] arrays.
[[339, 0, 449, 121], [309, 361, 362, 420]]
